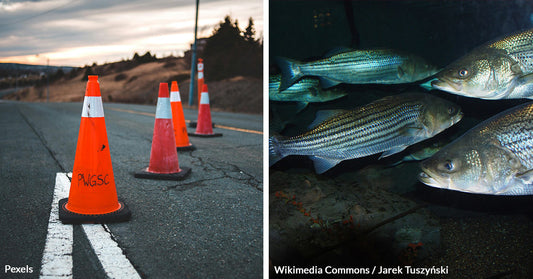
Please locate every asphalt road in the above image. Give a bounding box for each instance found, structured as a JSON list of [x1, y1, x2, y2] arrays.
[[0, 100, 263, 278]]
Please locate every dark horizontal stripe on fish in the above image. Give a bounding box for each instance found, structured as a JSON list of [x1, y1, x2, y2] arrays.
[[313, 114, 418, 151], [282, 104, 422, 153], [303, 55, 405, 73], [309, 102, 422, 140], [298, 102, 422, 143], [281, 121, 416, 158]]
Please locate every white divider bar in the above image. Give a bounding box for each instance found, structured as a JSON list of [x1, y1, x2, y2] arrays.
[[81, 224, 141, 279], [40, 173, 140, 279], [40, 173, 73, 278]]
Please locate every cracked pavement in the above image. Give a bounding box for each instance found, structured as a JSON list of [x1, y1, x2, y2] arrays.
[[0, 100, 262, 278]]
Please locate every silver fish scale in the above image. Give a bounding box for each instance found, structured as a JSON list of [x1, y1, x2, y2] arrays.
[[488, 104, 533, 169], [490, 29, 533, 72], [278, 100, 423, 159], [302, 51, 407, 82]]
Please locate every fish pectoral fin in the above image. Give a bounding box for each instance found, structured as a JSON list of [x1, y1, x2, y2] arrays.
[[319, 77, 341, 88], [516, 73, 533, 85], [509, 73, 533, 99], [310, 156, 342, 174], [397, 66, 405, 78], [379, 146, 408, 159], [399, 126, 423, 137], [515, 169, 533, 184], [510, 62, 523, 75], [308, 109, 348, 129], [294, 102, 309, 113]]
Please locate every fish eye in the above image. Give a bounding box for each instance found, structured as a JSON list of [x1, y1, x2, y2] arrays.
[[458, 69, 468, 77], [444, 160, 454, 171], [447, 106, 455, 115]]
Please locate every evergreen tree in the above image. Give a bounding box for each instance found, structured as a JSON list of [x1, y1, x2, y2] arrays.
[[243, 18, 256, 43], [133, 51, 157, 64], [203, 15, 262, 81]]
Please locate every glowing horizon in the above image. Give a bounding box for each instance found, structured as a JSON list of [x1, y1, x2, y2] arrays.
[[0, 0, 263, 67]]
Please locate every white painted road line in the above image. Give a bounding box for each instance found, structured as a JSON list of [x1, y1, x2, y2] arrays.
[[40, 173, 73, 278], [82, 224, 141, 279], [40, 173, 140, 279]]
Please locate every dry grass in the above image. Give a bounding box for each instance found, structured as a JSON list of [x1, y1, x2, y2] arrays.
[[4, 58, 262, 114]]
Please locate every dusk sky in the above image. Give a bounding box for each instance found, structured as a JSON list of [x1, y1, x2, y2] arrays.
[[0, 0, 263, 67]]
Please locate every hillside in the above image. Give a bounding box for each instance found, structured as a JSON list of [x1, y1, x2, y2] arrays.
[[0, 63, 74, 77], [3, 57, 262, 114]]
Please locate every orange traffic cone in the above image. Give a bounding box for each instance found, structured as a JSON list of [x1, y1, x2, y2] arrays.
[[188, 59, 213, 129], [170, 81, 195, 151], [135, 82, 191, 180], [197, 58, 204, 105], [189, 84, 222, 137], [59, 75, 131, 224]]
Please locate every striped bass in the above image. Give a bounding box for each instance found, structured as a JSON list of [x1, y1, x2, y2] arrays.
[[269, 93, 463, 174], [276, 49, 438, 91], [432, 28, 533, 99], [269, 74, 347, 111], [419, 102, 533, 195]]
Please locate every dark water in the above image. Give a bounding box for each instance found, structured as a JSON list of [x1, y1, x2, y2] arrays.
[[269, 1, 533, 278]]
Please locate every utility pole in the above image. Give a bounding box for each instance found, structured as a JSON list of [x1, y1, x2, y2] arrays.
[[188, 0, 199, 106], [46, 58, 50, 103]]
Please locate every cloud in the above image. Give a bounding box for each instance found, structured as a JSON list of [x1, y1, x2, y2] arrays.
[[0, 0, 263, 66]]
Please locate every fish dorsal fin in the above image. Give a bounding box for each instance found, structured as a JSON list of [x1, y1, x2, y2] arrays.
[[324, 47, 354, 58], [310, 156, 342, 174], [308, 109, 348, 129]]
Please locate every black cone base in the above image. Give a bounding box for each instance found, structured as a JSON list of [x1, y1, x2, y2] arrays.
[[188, 122, 215, 128], [188, 132, 222, 137], [177, 145, 196, 151], [58, 198, 131, 224], [134, 166, 191, 181]]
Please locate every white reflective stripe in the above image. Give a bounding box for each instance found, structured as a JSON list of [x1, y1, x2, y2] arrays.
[[40, 173, 73, 278], [200, 92, 210, 105], [170, 91, 181, 102], [155, 97, 172, 119], [197, 63, 203, 71], [198, 72, 204, 79], [82, 224, 141, 279], [41, 173, 140, 279], [81, 96, 104, 118]]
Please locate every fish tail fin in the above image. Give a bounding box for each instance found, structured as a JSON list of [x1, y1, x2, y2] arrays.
[[269, 135, 285, 166], [276, 57, 302, 91]]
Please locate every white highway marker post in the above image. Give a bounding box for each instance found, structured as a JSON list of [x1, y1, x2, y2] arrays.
[[40, 173, 140, 279]]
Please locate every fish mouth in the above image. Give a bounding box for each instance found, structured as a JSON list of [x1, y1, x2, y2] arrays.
[[418, 167, 448, 189], [431, 77, 463, 93], [452, 111, 464, 125]]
